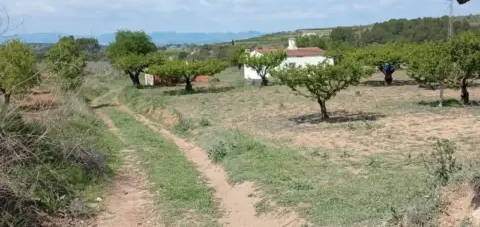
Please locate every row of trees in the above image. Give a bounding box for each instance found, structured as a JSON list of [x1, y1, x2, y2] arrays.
[[106, 31, 230, 91], [237, 32, 480, 119], [0, 36, 89, 105]]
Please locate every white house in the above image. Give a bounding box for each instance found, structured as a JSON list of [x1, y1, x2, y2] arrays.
[[244, 38, 334, 81]]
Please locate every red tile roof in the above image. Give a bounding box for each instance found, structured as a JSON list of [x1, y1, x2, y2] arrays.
[[254, 47, 325, 57]]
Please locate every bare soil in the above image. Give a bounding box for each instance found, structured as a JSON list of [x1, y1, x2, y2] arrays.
[[90, 100, 158, 227], [116, 104, 306, 227]]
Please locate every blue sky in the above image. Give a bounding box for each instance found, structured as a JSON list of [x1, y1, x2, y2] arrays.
[[3, 0, 480, 35]]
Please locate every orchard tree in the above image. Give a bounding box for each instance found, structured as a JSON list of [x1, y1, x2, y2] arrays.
[[407, 41, 456, 107], [229, 46, 246, 69], [355, 43, 404, 85], [149, 59, 228, 91], [0, 40, 37, 105], [241, 50, 286, 86], [272, 61, 373, 119], [107, 31, 158, 87], [46, 36, 87, 90], [449, 32, 480, 104]]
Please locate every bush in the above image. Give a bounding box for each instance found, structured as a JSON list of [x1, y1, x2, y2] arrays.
[[0, 96, 119, 224], [425, 139, 461, 187]]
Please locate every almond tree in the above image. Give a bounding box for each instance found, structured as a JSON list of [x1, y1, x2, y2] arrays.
[[272, 60, 373, 119], [241, 50, 286, 86], [449, 32, 480, 104], [106, 31, 158, 88], [46, 36, 87, 90], [407, 41, 455, 107], [0, 40, 37, 105], [149, 59, 228, 91]]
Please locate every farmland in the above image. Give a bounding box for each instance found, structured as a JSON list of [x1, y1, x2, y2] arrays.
[[111, 67, 480, 226]]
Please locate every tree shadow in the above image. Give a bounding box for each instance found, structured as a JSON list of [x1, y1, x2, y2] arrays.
[[418, 99, 480, 107], [360, 80, 417, 87], [91, 103, 118, 109], [162, 86, 236, 96], [289, 110, 386, 124]]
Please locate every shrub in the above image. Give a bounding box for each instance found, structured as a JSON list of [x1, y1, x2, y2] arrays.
[[425, 139, 461, 187]]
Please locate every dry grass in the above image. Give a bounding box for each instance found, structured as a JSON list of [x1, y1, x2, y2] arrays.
[[120, 68, 480, 226]]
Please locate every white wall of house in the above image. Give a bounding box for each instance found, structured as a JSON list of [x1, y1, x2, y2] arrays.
[[243, 55, 334, 80]]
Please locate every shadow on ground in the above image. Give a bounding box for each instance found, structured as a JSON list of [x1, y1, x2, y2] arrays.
[[162, 86, 235, 96], [418, 99, 480, 107], [360, 80, 417, 87], [289, 111, 386, 124], [92, 103, 118, 109]]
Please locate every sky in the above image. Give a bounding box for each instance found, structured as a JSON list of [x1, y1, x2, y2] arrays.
[[2, 0, 480, 35]]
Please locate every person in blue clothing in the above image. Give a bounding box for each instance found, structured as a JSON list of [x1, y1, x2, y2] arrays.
[[378, 62, 395, 85]]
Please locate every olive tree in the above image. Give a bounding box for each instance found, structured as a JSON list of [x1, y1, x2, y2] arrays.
[[106, 31, 158, 88], [241, 50, 286, 86], [407, 41, 455, 107], [271, 61, 373, 119], [46, 36, 86, 90], [449, 32, 480, 104], [149, 59, 228, 91], [0, 40, 37, 105]]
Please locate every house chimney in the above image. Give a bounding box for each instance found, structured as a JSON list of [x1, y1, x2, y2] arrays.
[[288, 38, 297, 50]]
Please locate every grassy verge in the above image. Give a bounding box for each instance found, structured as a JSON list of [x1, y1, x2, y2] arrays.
[[105, 108, 219, 226], [205, 130, 433, 226]]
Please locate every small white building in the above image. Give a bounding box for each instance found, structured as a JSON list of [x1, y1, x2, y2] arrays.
[[244, 38, 333, 81]]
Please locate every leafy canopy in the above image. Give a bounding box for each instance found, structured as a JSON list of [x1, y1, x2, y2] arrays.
[[272, 61, 373, 101], [0, 40, 37, 94], [449, 32, 480, 79], [241, 50, 286, 73], [150, 59, 228, 79], [406, 41, 455, 86], [106, 31, 157, 58], [46, 36, 87, 90]]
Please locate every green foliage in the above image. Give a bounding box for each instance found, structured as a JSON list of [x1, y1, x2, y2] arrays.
[[0, 40, 37, 101], [0, 98, 121, 225], [361, 16, 472, 44], [425, 139, 461, 187], [76, 38, 101, 60], [450, 32, 480, 79], [106, 31, 157, 58], [46, 36, 87, 90], [240, 50, 286, 86], [296, 35, 328, 49], [407, 41, 455, 86], [272, 60, 373, 119], [229, 46, 246, 69], [449, 32, 480, 104], [149, 59, 228, 91], [330, 27, 358, 44], [106, 31, 158, 87]]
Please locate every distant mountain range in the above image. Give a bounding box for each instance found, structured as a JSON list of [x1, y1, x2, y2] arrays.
[[0, 31, 263, 45]]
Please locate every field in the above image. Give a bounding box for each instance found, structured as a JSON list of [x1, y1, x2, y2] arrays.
[[114, 67, 480, 226]]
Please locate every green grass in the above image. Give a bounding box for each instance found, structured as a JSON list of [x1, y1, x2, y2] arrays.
[[106, 109, 219, 226], [205, 130, 432, 226]]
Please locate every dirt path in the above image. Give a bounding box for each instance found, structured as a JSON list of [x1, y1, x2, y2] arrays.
[[115, 103, 306, 227], [91, 98, 158, 227]]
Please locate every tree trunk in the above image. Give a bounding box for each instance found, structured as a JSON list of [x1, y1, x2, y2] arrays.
[[3, 93, 10, 105], [128, 71, 141, 88], [185, 78, 193, 92], [461, 77, 469, 105], [260, 75, 269, 87], [317, 99, 329, 120], [438, 84, 444, 107]]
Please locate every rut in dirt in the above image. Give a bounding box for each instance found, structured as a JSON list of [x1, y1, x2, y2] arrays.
[[116, 103, 306, 227], [91, 99, 158, 227]]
